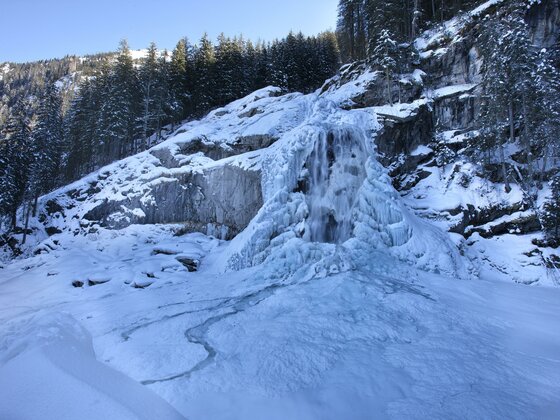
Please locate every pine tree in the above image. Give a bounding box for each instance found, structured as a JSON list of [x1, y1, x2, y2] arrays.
[[0, 101, 32, 228], [319, 32, 341, 87], [63, 77, 97, 179], [138, 42, 160, 145], [253, 42, 271, 90], [478, 6, 536, 193], [268, 40, 288, 89], [244, 39, 258, 93], [215, 34, 245, 105], [193, 34, 217, 115], [28, 82, 64, 211], [169, 38, 189, 124], [152, 49, 172, 142], [365, 0, 407, 55], [373, 29, 398, 105], [541, 174, 560, 242], [337, 0, 367, 62], [106, 40, 141, 158], [533, 48, 560, 183]]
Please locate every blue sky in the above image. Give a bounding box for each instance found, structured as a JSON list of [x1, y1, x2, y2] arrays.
[[0, 0, 339, 63]]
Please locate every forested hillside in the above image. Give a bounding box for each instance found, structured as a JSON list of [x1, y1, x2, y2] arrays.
[[336, 0, 490, 61], [1, 0, 560, 256], [0, 32, 339, 232]]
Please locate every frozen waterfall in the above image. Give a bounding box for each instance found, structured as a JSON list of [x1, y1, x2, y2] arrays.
[[306, 128, 367, 244]]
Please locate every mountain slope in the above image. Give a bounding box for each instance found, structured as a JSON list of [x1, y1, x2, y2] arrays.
[[1, 1, 560, 418], [0, 70, 559, 420]]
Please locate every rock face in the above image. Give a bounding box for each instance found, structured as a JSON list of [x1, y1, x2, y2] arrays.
[[432, 89, 480, 131], [84, 163, 263, 240], [526, 0, 560, 48], [18, 86, 303, 244], [375, 103, 434, 167], [151, 135, 278, 164]]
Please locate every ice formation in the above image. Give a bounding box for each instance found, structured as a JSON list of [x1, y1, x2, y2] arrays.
[[305, 129, 367, 244]]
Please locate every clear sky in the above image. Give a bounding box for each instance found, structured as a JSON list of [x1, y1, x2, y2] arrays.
[[0, 0, 339, 63]]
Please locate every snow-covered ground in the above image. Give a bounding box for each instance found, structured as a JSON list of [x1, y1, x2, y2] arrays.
[[1, 224, 559, 419]]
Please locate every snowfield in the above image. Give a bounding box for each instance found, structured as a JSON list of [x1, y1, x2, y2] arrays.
[[1, 225, 559, 419], [2, 28, 560, 417]]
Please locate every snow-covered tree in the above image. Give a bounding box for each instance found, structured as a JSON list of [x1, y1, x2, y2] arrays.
[[479, 7, 536, 193], [533, 48, 560, 182], [169, 38, 190, 124], [0, 101, 32, 228], [28, 82, 63, 210], [373, 29, 398, 105], [541, 174, 560, 242], [138, 42, 161, 145], [193, 34, 217, 116], [215, 34, 246, 105]]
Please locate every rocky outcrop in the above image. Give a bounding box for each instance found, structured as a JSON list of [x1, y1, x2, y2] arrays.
[[84, 163, 262, 240], [320, 62, 424, 108], [432, 88, 480, 131], [422, 38, 483, 89], [375, 103, 434, 168], [151, 135, 278, 168], [527, 0, 560, 48]]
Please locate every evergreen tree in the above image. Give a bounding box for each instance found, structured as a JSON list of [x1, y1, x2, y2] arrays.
[[317, 32, 341, 84], [478, 7, 536, 193], [28, 82, 64, 210], [138, 42, 160, 145], [268, 40, 288, 89], [215, 34, 246, 104], [169, 38, 189, 124], [105, 40, 141, 158], [244, 39, 259, 93], [153, 49, 172, 142], [365, 0, 403, 56], [255, 42, 271, 89], [0, 101, 32, 228], [337, 0, 367, 62], [541, 174, 560, 242], [373, 29, 398, 105], [193, 34, 217, 115], [533, 48, 560, 182], [283, 32, 303, 92], [63, 78, 97, 179]]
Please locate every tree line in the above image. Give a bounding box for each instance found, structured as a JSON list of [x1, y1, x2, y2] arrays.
[[0, 32, 340, 234]]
